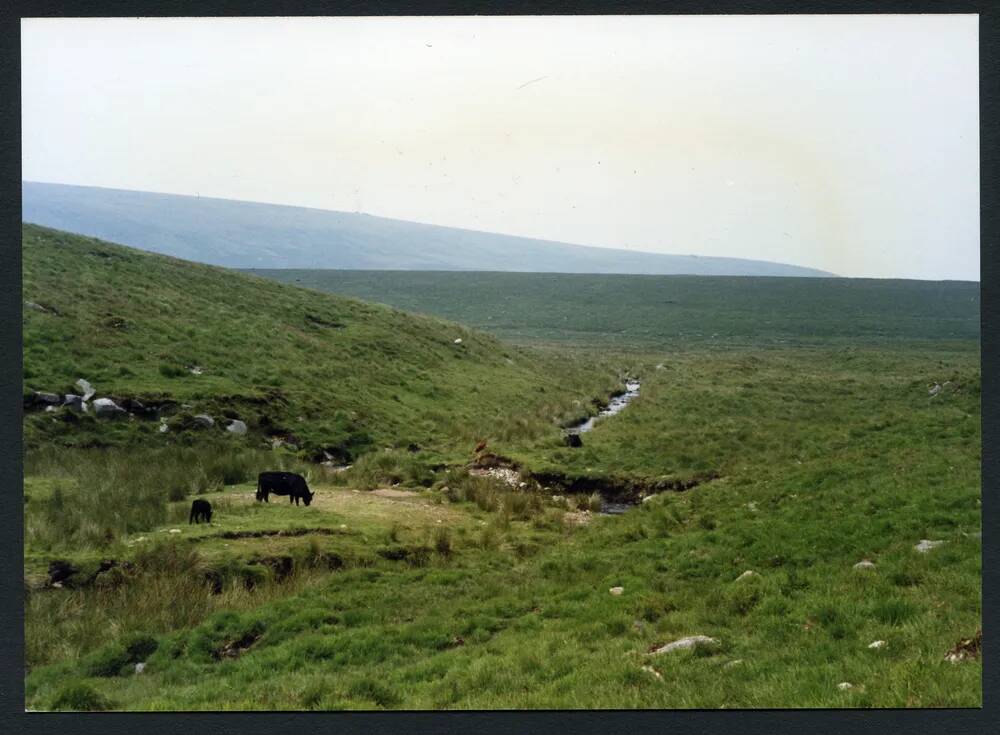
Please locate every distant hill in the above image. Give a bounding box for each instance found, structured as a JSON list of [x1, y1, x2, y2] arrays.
[[22, 181, 833, 276]]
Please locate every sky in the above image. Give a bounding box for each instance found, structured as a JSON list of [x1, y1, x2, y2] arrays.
[[21, 15, 980, 280]]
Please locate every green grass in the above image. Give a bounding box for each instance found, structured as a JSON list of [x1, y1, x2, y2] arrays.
[[23, 225, 981, 709], [247, 269, 980, 348], [23, 225, 624, 459]]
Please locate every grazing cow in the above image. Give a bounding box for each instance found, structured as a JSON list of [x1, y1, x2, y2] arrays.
[[257, 471, 314, 506], [189, 498, 213, 524]]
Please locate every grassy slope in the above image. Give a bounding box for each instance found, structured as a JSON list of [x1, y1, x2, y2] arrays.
[[250, 269, 980, 347], [22, 224, 620, 457]]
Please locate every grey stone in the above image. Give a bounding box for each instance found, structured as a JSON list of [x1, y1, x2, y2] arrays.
[[134, 662, 146, 674], [853, 560, 877, 570], [650, 635, 719, 655], [63, 394, 87, 413], [193, 414, 214, 428], [915, 539, 944, 553], [92, 397, 126, 418], [735, 570, 758, 582], [226, 419, 247, 435], [32, 391, 61, 406]]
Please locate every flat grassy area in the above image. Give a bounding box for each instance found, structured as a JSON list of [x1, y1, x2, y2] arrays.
[[248, 269, 980, 348]]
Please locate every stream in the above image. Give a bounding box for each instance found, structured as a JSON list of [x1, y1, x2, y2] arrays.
[[564, 380, 642, 514]]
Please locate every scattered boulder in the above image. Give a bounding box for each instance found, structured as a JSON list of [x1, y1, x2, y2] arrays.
[[63, 394, 87, 413], [915, 539, 944, 553], [609, 586, 624, 596], [75, 379, 95, 401], [944, 629, 981, 663], [25, 391, 62, 409], [168, 528, 181, 534], [640, 665, 662, 680], [193, 414, 215, 428], [453, 338, 463, 344], [735, 570, 758, 582], [24, 300, 50, 313], [837, 682, 855, 691], [189, 365, 204, 375], [226, 419, 247, 435], [159, 422, 169, 433], [928, 383, 942, 397], [564, 433, 583, 448], [649, 635, 719, 655], [134, 662, 146, 675], [868, 640, 887, 650], [92, 398, 126, 419], [853, 560, 877, 570]]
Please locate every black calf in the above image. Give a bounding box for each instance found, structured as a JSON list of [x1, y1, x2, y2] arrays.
[[189, 498, 213, 524]]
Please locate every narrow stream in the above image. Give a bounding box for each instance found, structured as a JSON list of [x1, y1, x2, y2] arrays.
[[563, 379, 642, 515], [566, 380, 641, 435]]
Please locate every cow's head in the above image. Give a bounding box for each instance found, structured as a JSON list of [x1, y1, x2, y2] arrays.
[[303, 490, 314, 506]]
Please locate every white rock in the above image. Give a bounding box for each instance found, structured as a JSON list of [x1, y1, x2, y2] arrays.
[[746, 502, 758, 512], [92, 397, 126, 418], [837, 682, 854, 691], [640, 665, 662, 680], [169, 528, 181, 534], [650, 635, 718, 654], [735, 570, 758, 582], [75, 378, 95, 401], [915, 539, 944, 553], [189, 365, 203, 375], [159, 422, 169, 433], [226, 419, 247, 435], [928, 384, 942, 397], [453, 338, 462, 344], [853, 560, 877, 570], [609, 586, 624, 596], [193, 414, 214, 428], [134, 662, 146, 674], [642, 495, 655, 504], [868, 640, 887, 649]]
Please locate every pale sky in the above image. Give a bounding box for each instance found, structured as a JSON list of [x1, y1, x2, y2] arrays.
[[22, 15, 980, 280]]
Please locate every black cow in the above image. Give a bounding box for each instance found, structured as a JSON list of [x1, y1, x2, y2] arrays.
[[189, 498, 213, 524], [257, 471, 314, 506]]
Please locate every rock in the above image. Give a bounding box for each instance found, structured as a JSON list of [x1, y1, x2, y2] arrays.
[[609, 586, 624, 596], [853, 560, 877, 570], [640, 665, 662, 680], [159, 422, 169, 433], [868, 640, 887, 649], [944, 629, 981, 662], [929, 383, 942, 397], [837, 682, 854, 691], [915, 539, 944, 553], [92, 398, 126, 418], [564, 432, 583, 448], [134, 662, 146, 674], [25, 300, 49, 313], [453, 338, 462, 344], [650, 635, 719, 655], [168, 528, 181, 534], [226, 419, 247, 435], [642, 495, 656, 503], [189, 365, 204, 375], [193, 414, 215, 428], [724, 659, 744, 668], [63, 394, 87, 413], [735, 570, 758, 582], [33, 391, 63, 406], [746, 501, 758, 512], [75, 378, 95, 401]]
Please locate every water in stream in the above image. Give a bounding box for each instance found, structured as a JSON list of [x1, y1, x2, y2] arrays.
[[563, 380, 642, 515], [566, 380, 641, 435]]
